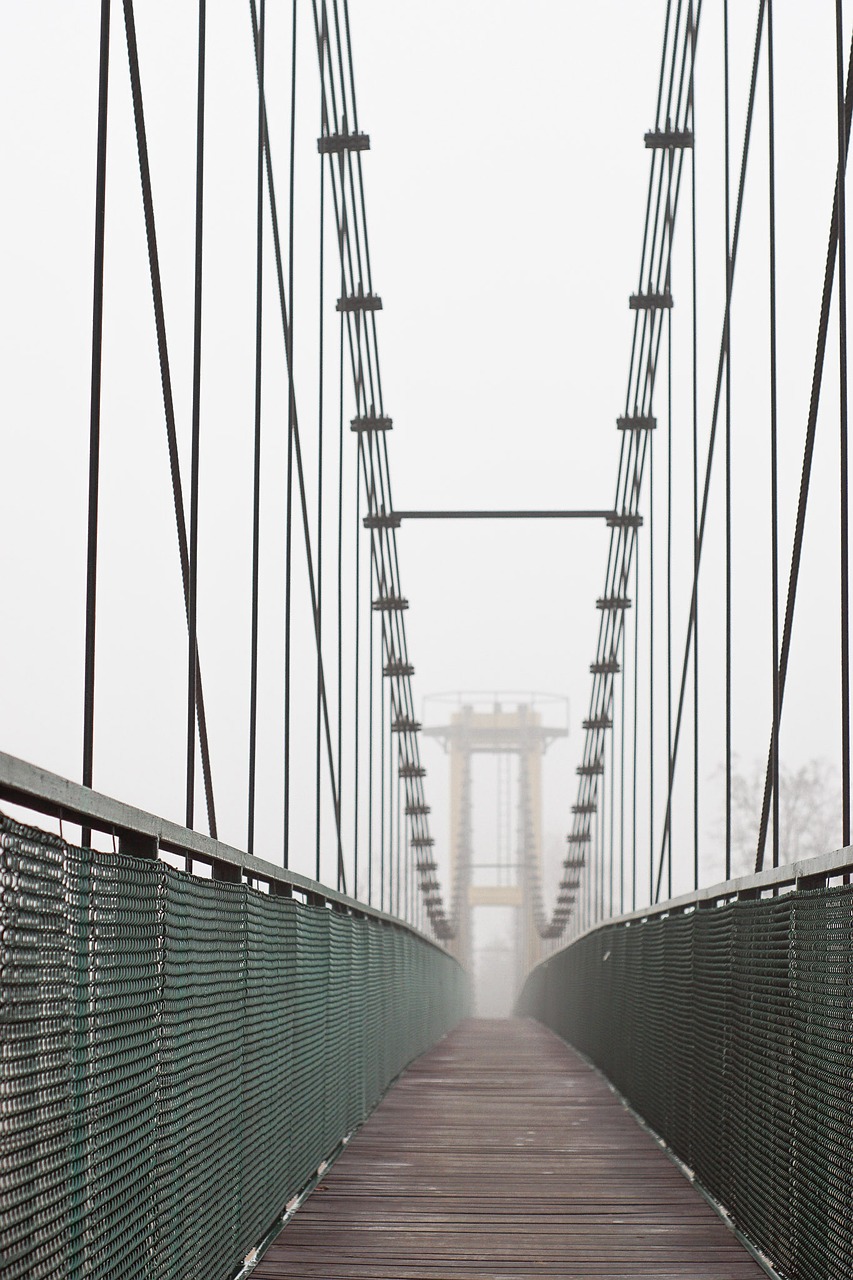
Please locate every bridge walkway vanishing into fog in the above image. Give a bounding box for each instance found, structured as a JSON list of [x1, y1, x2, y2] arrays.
[[253, 1018, 765, 1280]]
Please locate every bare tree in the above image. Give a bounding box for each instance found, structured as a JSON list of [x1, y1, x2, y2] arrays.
[[720, 757, 840, 877]]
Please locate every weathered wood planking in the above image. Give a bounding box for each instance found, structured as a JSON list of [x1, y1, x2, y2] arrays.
[[253, 1018, 767, 1279]]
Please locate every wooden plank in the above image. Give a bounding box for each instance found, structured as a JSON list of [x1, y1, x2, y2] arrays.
[[252, 1019, 768, 1279]]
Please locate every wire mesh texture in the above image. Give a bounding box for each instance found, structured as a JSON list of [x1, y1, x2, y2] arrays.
[[517, 887, 853, 1280], [0, 811, 468, 1280]]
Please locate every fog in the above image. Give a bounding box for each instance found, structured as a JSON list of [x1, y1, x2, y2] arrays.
[[2, 3, 850, 998]]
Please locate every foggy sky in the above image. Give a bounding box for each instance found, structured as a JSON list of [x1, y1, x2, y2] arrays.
[[2, 2, 849, 937]]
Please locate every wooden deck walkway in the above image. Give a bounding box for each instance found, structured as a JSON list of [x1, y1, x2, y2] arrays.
[[254, 1018, 766, 1279]]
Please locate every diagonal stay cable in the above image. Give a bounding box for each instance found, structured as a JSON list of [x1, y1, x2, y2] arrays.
[[122, 0, 218, 837], [654, 0, 766, 900], [754, 23, 853, 869]]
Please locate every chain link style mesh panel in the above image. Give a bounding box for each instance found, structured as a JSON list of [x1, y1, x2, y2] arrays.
[[518, 887, 853, 1280], [0, 813, 468, 1280]]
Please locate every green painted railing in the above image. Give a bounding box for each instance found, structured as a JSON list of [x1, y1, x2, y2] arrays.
[[1, 809, 468, 1280], [519, 871, 853, 1280]]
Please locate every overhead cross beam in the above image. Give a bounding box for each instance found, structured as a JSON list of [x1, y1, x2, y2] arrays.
[[391, 509, 617, 521]]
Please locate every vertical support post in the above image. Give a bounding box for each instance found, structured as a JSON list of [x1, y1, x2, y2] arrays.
[[186, 0, 206, 849], [248, 0, 266, 857], [767, 0, 781, 868], [723, 0, 733, 880], [837, 0, 851, 848], [82, 0, 112, 843]]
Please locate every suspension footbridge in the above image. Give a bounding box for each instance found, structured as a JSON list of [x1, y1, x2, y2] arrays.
[[3, 2, 853, 1279]]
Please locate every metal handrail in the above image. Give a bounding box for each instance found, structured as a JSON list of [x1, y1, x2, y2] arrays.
[[0, 750, 444, 951], [561, 841, 853, 953]]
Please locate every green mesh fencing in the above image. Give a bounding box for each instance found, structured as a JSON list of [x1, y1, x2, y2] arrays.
[[0, 812, 468, 1280], [518, 887, 853, 1280]]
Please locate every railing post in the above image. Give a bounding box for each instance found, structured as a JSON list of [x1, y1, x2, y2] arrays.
[[795, 871, 827, 892], [118, 830, 158, 859], [212, 858, 241, 883]]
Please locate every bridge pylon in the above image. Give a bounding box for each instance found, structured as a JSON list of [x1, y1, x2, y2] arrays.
[[424, 696, 567, 995]]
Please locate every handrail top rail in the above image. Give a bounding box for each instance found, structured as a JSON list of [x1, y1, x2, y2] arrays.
[[543, 841, 853, 960], [0, 750, 446, 954]]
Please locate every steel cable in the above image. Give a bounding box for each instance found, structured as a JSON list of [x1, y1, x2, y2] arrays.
[[122, 0, 219, 837], [82, 0, 111, 837], [186, 0, 206, 842]]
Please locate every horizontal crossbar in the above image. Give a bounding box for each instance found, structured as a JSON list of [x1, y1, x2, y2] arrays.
[[394, 509, 617, 520]]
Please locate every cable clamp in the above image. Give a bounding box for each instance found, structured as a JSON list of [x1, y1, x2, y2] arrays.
[[629, 289, 673, 311], [391, 717, 421, 733], [617, 413, 656, 432], [607, 510, 644, 528], [372, 594, 409, 612], [385, 659, 415, 677], [351, 407, 392, 432], [318, 130, 370, 155], [337, 284, 383, 313], [363, 510, 401, 529], [644, 120, 693, 149]]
